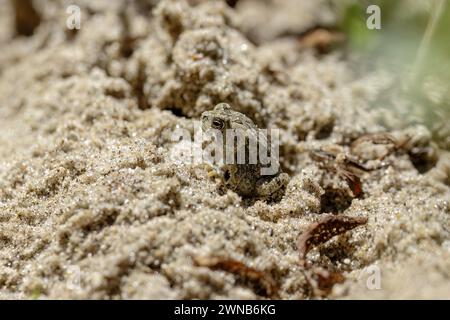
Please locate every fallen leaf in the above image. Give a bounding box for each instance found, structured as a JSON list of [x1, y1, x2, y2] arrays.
[[338, 169, 363, 197], [193, 256, 278, 298], [298, 28, 346, 53], [297, 215, 368, 266]]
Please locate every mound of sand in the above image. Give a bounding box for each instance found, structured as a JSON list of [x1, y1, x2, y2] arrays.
[[0, 0, 448, 299]]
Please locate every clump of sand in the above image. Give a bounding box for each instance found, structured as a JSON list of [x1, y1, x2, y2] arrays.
[[0, 0, 448, 299]]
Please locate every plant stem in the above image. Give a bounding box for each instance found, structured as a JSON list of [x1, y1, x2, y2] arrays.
[[409, 0, 446, 87]]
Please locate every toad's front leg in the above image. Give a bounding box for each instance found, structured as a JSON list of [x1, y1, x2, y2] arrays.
[[255, 173, 289, 202]]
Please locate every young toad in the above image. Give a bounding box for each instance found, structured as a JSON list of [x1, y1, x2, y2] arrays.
[[201, 103, 289, 202]]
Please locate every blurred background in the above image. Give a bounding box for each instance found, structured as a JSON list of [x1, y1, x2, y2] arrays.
[[336, 0, 450, 150], [6, 0, 450, 149]]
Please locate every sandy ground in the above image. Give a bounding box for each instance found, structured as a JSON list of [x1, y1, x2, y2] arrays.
[[0, 0, 449, 299]]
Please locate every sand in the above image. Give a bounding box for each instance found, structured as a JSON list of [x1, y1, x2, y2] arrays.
[[0, 0, 448, 299]]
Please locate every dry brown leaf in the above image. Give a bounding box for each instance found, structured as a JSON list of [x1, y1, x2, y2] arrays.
[[338, 168, 363, 198], [304, 266, 346, 297], [351, 132, 412, 160], [297, 215, 368, 266], [298, 28, 346, 53], [351, 133, 398, 148], [311, 149, 367, 197], [193, 256, 279, 298]]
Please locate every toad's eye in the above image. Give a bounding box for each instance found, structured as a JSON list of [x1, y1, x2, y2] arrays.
[[211, 118, 225, 129]]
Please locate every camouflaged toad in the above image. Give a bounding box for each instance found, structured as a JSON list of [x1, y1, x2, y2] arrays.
[[201, 103, 289, 202]]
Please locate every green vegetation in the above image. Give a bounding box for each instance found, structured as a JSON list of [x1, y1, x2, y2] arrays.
[[335, 0, 450, 149]]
